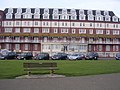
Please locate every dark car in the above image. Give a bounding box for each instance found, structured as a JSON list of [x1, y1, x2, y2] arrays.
[[115, 53, 120, 60], [34, 53, 49, 60], [17, 52, 33, 60], [85, 52, 99, 60], [3, 52, 17, 60], [51, 53, 67, 60]]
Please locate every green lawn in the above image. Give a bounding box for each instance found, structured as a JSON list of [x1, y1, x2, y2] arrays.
[[0, 60, 120, 79]]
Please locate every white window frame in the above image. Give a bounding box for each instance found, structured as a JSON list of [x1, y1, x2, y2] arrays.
[[34, 28, 39, 33], [4, 28, 12, 33], [23, 28, 31, 33], [72, 29, 76, 34], [112, 16, 118, 22], [25, 44, 29, 50], [34, 14, 40, 19], [106, 30, 110, 35], [15, 28, 20, 33], [79, 29, 86, 34], [89, 29, 93, 34], [105, 16, 110, 21], [15, 14, 21, 19], [88, 15, 94, 20], [6, 44, 10, 50], [43, 14, 49, 19], [42, 28, 49, 33], [33, 37, 39, 41], [113, 30, 119, 35], [52, 14, 59, 19], [71, 15, 77, 20], [23, 14, 32, 19], [96, 30, 103, 34], [95, 16, 103, 21], [15, 44, 20, 50], [34, 44, 38, 50], [60, 15, 69, 20], [6, 14, 12, 19], [79, 15, 86, 20], [15, 21, 21, 26], [54, 28, 58, 33], [61, 29, 68, 33], [106, 45, 110, 51]]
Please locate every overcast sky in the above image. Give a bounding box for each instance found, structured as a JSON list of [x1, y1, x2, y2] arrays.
[[0, 0, 120, 17]]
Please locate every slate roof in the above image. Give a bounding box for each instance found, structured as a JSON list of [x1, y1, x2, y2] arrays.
[[1, 8, 118, 22]]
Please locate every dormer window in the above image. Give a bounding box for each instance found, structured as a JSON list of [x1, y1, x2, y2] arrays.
[[35, 8, 40, 14], [44, 8, 49, 14], [71, 15, 76, 20], [104, 11, 109, 16], [23, 14, 32, 19], [60, 9, 69, 20], [6, 8, 13, 19], [6, 14, 12, 19], [8, 8, 13, 13], [26, 8, 31, 13], [34, 8, 40, 19], [23, 8, 32, 19], [71, 9, 76, 20], [79, 9, 84, 15], [53, 8, 58, 14], [87, 10, 93, 15], [52, 9, 59, 19], [17, 8, 22, 13], [79, 9, 85, 20], [52, 14, 59, 19], [112, 16, 118, 22], [95, 15, 103, 21], [79, 15, 85, 20], [15, 14, 21, 19], [88, 15, 94, 20], [96, 10, 101, 15], [34, 14, 40, 19], [105, 16, 110, 21], [43, 14, 49, 19], [43, 8, 49, 19], [62, 9, 67, 14], [15, 8, 22, 19]]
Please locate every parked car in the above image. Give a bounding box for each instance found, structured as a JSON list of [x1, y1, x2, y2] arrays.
[[3, 52, 17, 60], [115, 53, 120, 60], [85, 52, 99, 60], [17, 52, 33, 60], [34, 53, 49, 60], [67, 53, 85, 60], [0, 53, 5, 60], [51, 53, 67, 60]]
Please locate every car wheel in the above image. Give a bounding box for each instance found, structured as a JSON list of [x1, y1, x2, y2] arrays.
[[94, 57, 98, 60]]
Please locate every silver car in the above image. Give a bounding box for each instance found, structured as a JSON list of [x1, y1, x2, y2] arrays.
[[67, 53, 84, 60]]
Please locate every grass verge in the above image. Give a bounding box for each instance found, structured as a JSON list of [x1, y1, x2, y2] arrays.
[[0, 60, 120, 79]]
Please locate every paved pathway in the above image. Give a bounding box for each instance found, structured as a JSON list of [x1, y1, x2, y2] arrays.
[[0, 73, 120, 90]]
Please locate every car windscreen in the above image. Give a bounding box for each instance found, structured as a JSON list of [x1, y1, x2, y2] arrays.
[[86, 52, 93, 56]]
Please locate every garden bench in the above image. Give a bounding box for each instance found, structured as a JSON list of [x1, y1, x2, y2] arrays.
[[23, 62, 58, 76]]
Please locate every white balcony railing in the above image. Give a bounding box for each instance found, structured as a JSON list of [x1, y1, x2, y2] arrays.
[[0, 39, 119, 44]]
